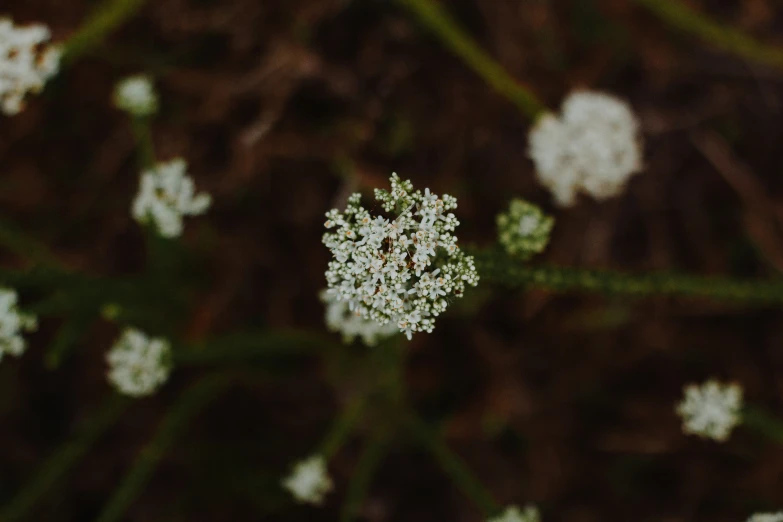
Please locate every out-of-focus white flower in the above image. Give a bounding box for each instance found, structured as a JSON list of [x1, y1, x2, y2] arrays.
[[132, 158, 211, 238], [107, 328, 171, 397], [488, 505, 541, 522], [528, 90, 642, 206], [0, 18, 61, 115], [748, 513, 783, 522], [282, 455, 333, 505], [113, 75, 158, 116], [496, 199, 554, 260], [323, 173, 479, 341], [0, 288, 37, 361], [321, 290, 398, 346], [676, 379, 743, 442]]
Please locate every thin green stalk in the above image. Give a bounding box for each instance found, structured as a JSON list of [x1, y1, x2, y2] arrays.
[[319, 397, 368, 460], [636, 0, 783, 71], [340, 434, 388, 522], [474, 250, 783, 304], [408, 415, 498, 517], [130, 117, 156, 170], [743, 405, 783, 444], [63, 0, 149, 63], [0, 395, 129, 522], [394, 0, 546, 120], [94, 374, 232, 522]]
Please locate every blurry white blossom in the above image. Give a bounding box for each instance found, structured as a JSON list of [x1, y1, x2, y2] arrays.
[[676, 379, 743, 442], [113, 74, 158, 116], [282, 455, 333, 505], [323, 173, 479, 341], [321, 290, 398, 346], [528, 90, 642, 206], [0, 288, 37, 361], [132, 158, 211, 238], [748, 513, 783, 522], [496, 199, 553, 260], [488, 505, 541, 522], [0, 18, 61, 115], [107, 328, 171, 397]]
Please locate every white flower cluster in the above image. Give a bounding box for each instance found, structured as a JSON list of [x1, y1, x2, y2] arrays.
[[282, 455, 333, 505], [113, 75, 158, 117], [488, 505, 540, 522], [676, 379, 743, 442], [132, 158, 211, 238], [322, 290, 398, 346], [323, 173, 479, 341], [0, 288, 37, 361], [106, 328, 171, 397], [497, 199, 554, 260], [748, 513, 783, 522], [0, 18, 61, 115], [528, 90, 642, 206]]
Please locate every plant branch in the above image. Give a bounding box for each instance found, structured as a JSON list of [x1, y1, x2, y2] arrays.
[[63, 0, 149, 63], [340, 433, 388, 522]]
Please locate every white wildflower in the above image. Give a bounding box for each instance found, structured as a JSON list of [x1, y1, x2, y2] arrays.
[[528, 90, 642, 206], [496, 199, 554, 260], [132, 158, 211, 238], [113, 74, 158, 117], [322, 173, 479, 341], [321, 290, 398, 346], [282, 455, 333, 505], [0, 288, 37, 361], [106, 328, 171, 397], [676, 379, 743, 442], [488, 505, 541, 522], [0, 18, 61, 115], [748, 513, 783, 522]]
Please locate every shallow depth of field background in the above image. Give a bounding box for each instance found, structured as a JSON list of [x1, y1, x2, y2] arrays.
[[2, 0, 783, 521]]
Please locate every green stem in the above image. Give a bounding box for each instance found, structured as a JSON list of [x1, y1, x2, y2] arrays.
[[394, 0, 546, 121], [743, 405, 783, 444], [340, 434, 388, 522], [319, 397, 367, 460], [63, 0, 149, 63], [94, 374, 232, 522], [474, 250, 783, 304], [130, 117, 156, 170], [636, 0, 783, 71], [408, 415, 498, 517], [0, 395, 129, 522], [0, 217, 63, 270]]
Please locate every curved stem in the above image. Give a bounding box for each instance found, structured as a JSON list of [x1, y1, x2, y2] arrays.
[[63, 0, 150, 63], [319, 397, 368, 460], [636, 0, 783, 71], [339, 434, 388, 522], [394, 0, 546, 121]]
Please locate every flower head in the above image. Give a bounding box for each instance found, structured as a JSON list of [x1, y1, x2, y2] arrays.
[[282, 455, 333, 505], [748, 513, 783, 522], [0, 18, 61, 115], [497, 199, 553, 260], [0, 288, 37, 361], [107, 328, 171, 397], [676, 379, 743, 442], [489, 505, 541, 522], [528, 90, 642, 206], [132, 158, 211, 238], [322, 173, 479, 341], [113, 75, 158, 116], [322, 290, 398, 346]]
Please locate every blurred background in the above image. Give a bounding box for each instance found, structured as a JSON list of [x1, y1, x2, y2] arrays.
[[2, 0, 783, 520]]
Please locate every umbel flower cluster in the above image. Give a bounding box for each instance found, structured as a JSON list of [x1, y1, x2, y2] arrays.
[[0, 18, 61, 115], [106, 328, 171, 397], [282, 455, 333, 505], [322, 174, 479, 341], [113, 74, 158, 117], [489, 505, 541, 522], [132, 158, 212, 238], [676, 379, 743, 442], [0, 288, 37, 361], [496, 199, 554, 260], [528, 90, 642, 206]]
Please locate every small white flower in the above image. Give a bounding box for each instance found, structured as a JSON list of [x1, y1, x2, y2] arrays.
[[676, 379, 743, 442], [0, 18, 61, 115], [0, 288, 37, 361], [488, 505, 541, 522], [113, 74, 158, 116], [282, 455, 333, 505], [106, 328, 171, 397], [132, 158, 211, 238], [496, 199, 554, 260], [748, 513, 783, 522], [528, 90, 642, 206]]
